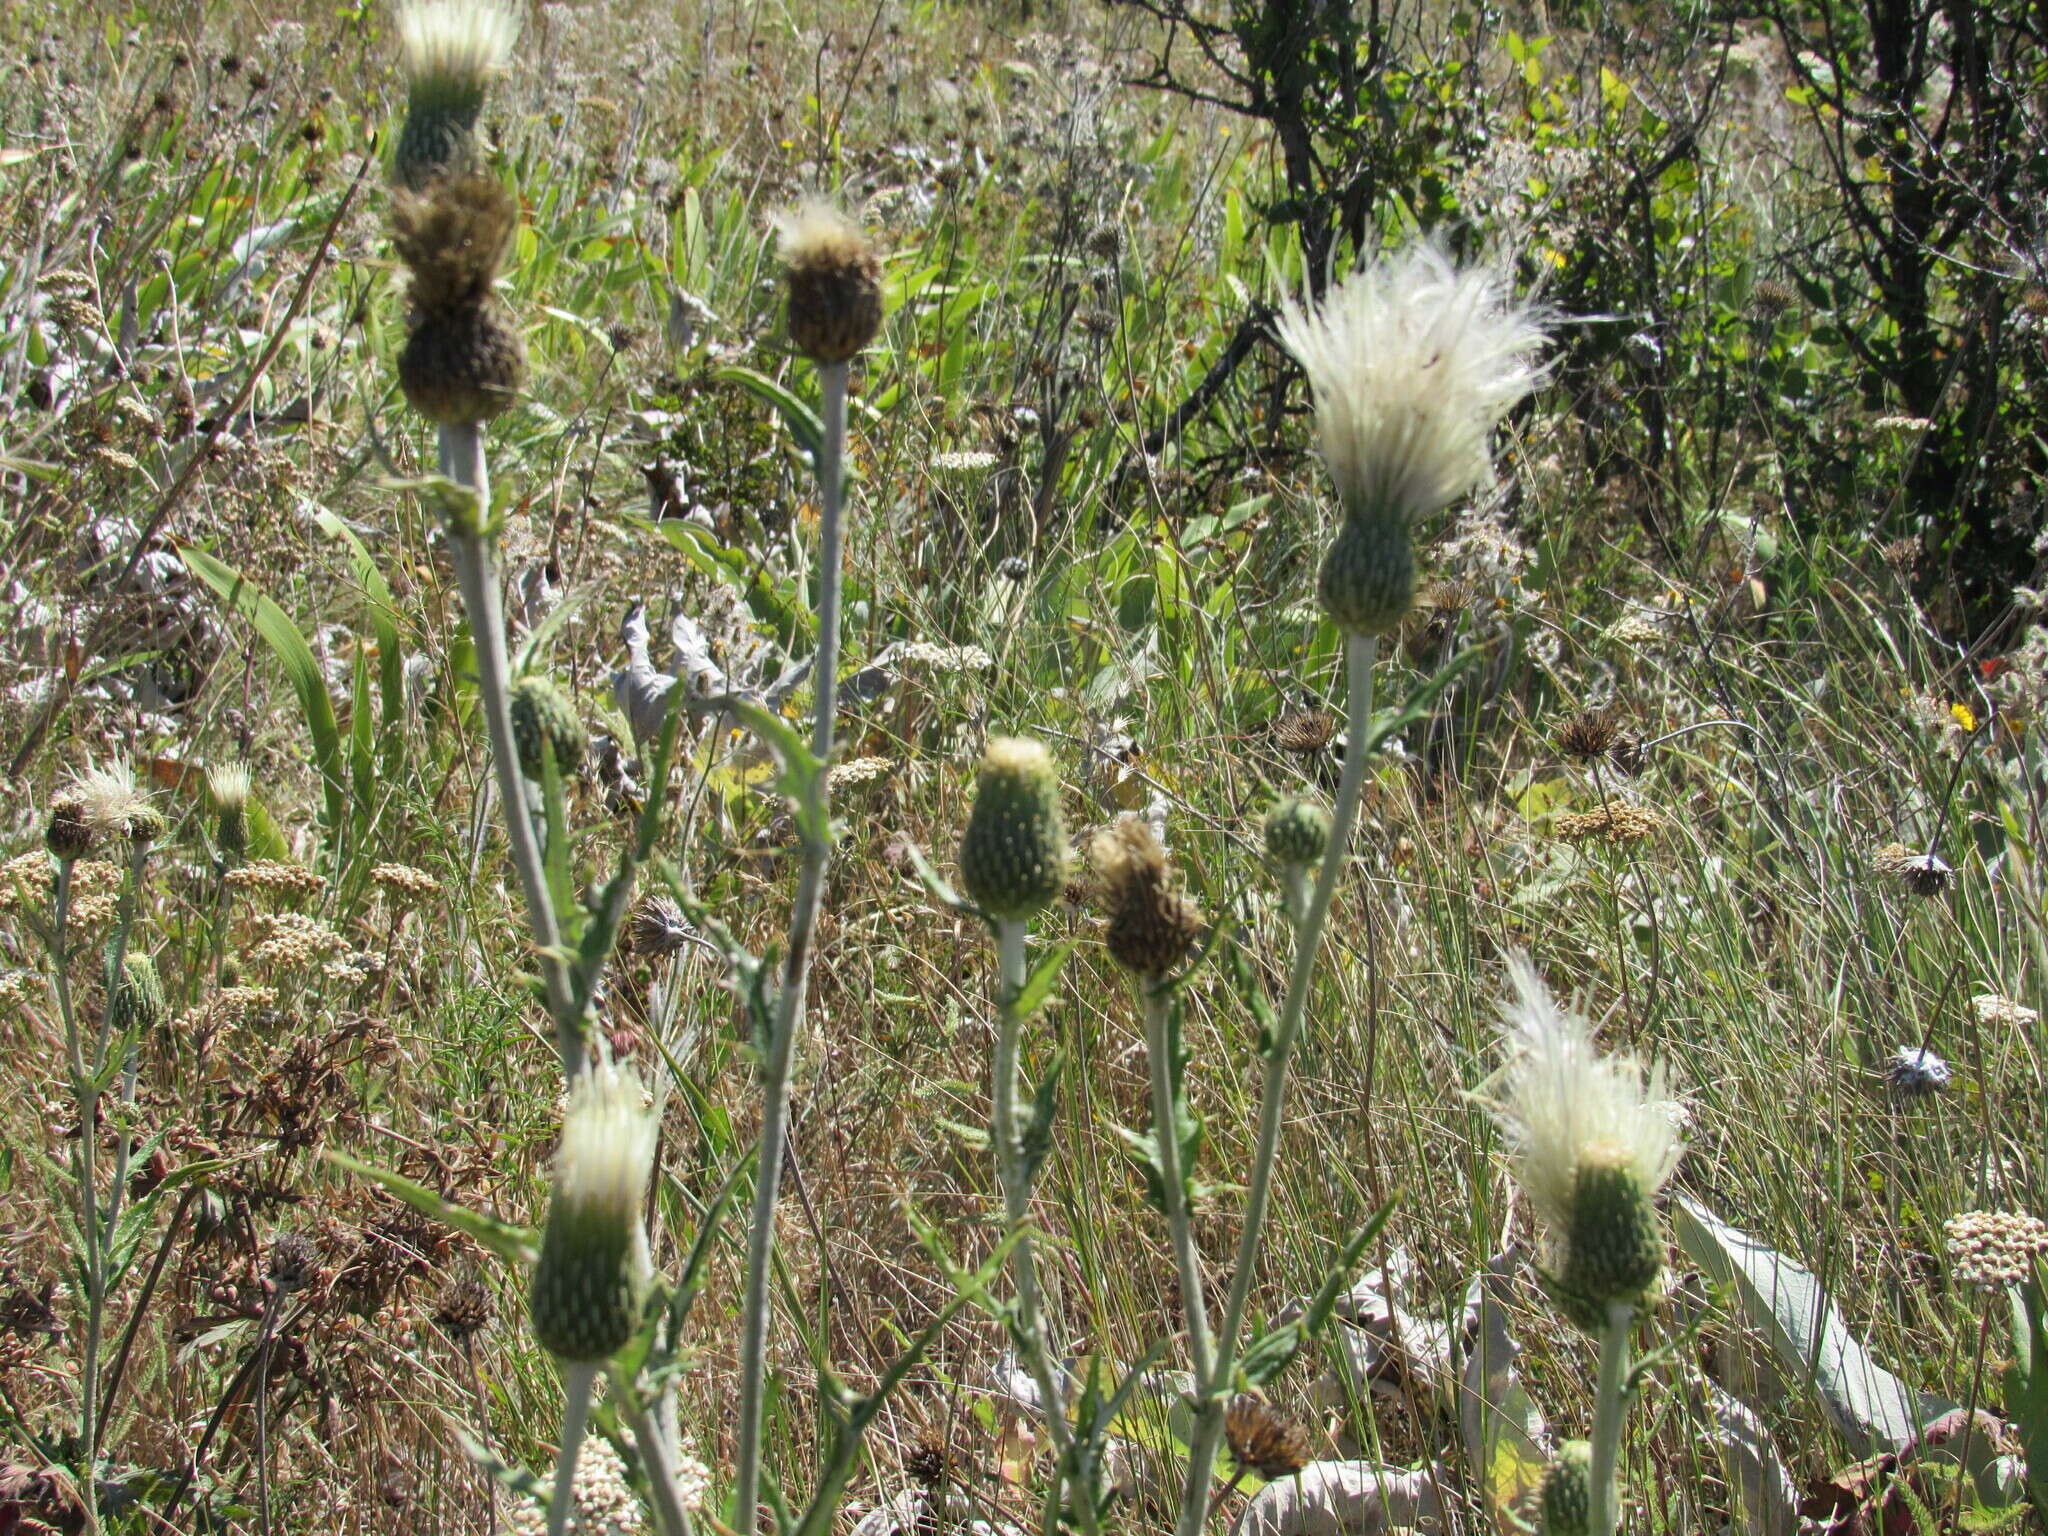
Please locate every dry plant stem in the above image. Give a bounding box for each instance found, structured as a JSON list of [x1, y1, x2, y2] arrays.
[[439, 423, 580, 1078], [462, 1338, 498, 1536], [1588, 1301, 1634, 1536], [731, 359, 849, 1533], [548, 1364, 598, 1536], [48, 859, 102, 1496], [1144, 983, 1212, 1383], [1176, 633, 1377, 1536], [991, 921, 1077, 1479]]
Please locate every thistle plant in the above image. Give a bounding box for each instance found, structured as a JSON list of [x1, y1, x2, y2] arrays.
[[1174, 244, 1548, 1534], [959, 738, 1077, 1520], [1493, 956, 1683, 1536], [530, 1064, 658, 1536], [730, 197, 883, 1531]]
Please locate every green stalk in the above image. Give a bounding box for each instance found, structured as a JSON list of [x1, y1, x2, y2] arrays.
[[1587, 1301, 1634, 1536], [49, 858, 99, 1494], [438, 422, 580, 1078], [991, 919, 1079, 1506], [731, 360, 849, 1532], [546, 1363, 597, 1536], [1174, 633, 1377, 1536], [617, 1384, 695, 1536], [1144, 985, 1212, 1383]]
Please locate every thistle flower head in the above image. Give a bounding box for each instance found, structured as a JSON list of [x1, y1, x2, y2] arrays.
[[396, 0, 517, 109], [1274, 243, 1550, 524], [960, 736, 1069, 921], [529, 1065, 657, 1363], [771, 199, 883, 364], [68, 759, 159, 845], [1091, 818, 1204, 980], [1886, 1044, 1950, 1099], [1492, 955, 1682, 1323], [206, 761, 252, 813]]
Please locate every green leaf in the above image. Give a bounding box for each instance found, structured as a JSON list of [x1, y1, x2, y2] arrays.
[[180, 545, 346, 843], [324, 1151, 538, 1266], [1019, 1050, 1063, 1185], [1236, 1197, 1397, 1390], [716, 364, 823, 461], [1010, 940, 1074, 1020], [1674, 1196, 1954, 1454], [2007, 1278, 2048, 1519]]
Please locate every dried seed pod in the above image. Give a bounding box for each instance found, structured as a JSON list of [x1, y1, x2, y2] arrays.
[[1091, 819, 1204, 980], [389, 176, 527, 426], [267, 1230, 320, 1292], [433, 1276, 494, 1341], [1224, 1395, 1311, 1480]]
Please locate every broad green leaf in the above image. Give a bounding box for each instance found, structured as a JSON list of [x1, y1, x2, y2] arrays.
[[325, 1151, 538, 1266]]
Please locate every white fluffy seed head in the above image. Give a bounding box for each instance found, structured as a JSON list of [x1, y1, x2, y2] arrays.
[[68, 758, 151, 840], [206, 761, 252, 812], [1274, 243, 1551, 523], [551, 1063, 658, 1226], [1492, 954, 1682, 1241], [397, 0, 519, 102]]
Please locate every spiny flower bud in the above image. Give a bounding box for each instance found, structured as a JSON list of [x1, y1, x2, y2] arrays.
[[772, 200, 883, 365], [108, 949, 168, 1036], [390, 176, 527, 426], [1539, 1441, 1592, 1536], [529, 1065, 657, 1364], [1554, 1141, 1665, 1327], [44, 800, 92, 863], [1262, 796, 1331, 868], [508, 675, 587, 781], [1091, 819, 1204, 980], [392, 0, 518, 190], [959, 737, 1068, 921], [207, 762, 252, 863], [1317, 506, 1417, 637]]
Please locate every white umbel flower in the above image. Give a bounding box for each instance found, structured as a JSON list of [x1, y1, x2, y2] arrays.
[[1492, 955, 1681, 1325], [1275, 244, 1550, 523], [396, 0, 519, 96]]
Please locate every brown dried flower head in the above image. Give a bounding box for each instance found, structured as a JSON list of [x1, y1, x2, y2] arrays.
[[433, 1275, 494, 1341], [223, 859, 326, 899], [773, 200, 883, 365], [1551, 805, 1662, 846], [1090, 818, 1204, 980], [1271, 709, 1338, 756], [1225, 1395, 1311, 1480], [1871, 843, 1952, 898], [370, 863, 442, 902], [625, 894, 693, 959], [1555, 708, 1624, 767]]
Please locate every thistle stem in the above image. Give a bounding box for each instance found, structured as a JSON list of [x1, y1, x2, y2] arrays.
[[731, 359, 848, 1533], [439, 423, 580, 1079], [992, 920, 1076, 1469], [1588, 1301, 1634, 1536], [546, 1364, 597, 1536], [619, 1384, 695, 1536], [1175, 633, 1377, 1536], [1144, 984, 1212, 1383]]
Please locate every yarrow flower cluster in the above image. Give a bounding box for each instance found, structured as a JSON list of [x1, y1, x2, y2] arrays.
[[1944, 1210, 2048, 1291], [1491, 955, 1683, 1328]]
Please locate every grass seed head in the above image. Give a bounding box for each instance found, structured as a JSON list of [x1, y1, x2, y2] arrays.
[[773, 199, 883, 364], [529, 1064, 656, 1363], [960, 736, 1068, 921], [1091, 818, 1204, 980]]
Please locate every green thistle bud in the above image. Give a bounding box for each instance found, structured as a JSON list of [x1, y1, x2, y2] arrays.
[[1317, 507, 1416, 637], [529, 1066, 657, 1364], [45, 800, 93, 863], [1262, 796, 1331, 867], [392, 1, 518, 190], [960, 737, 1068, 921], [508, 675, 587, 781], [1553, 1141, 1664, 1328], [108, 949, 168, 1036], [209, 762, 251, 864], [1539, 1441, 1592, 1536]]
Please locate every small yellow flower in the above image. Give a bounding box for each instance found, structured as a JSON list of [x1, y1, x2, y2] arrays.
[[1951, 702, 1978, 733]]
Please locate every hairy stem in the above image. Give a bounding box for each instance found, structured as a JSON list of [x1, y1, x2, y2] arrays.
[[731, 360, 848, 1532], [1588, 1301, 1634, 1536], [1175, 633, 1377, 1536], [619, 1379, 695, 1536], [547, 1364, 597, 1536], [1144, 985, 1212, 1383], [439, 423, 580, 1079]]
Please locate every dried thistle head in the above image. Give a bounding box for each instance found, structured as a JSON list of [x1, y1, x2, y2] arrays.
[[1885, 1044, 1950, 1099], [1224, 1395, 1311, 1480], [43, 799, 92, 863], [389, 174, 517, 316], [1554, 708, 1623, 767], [625, 894, 693, 959], [772, 199, 883, 365], [207, 762, 252, 862], [267, 1230, 320, 1292], [1090, 818, 1204, 980], [433, 1275, 494, 1341], [67, 758, 159, 846], [1271, 709, 1338, 756], [1871, 842, 1953, 897]]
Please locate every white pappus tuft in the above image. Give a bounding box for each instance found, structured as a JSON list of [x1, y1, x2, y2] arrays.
[[1274, 243, 1551, 523], [1491, 954, 1683, 1239], [396, 0, 519, 98]]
